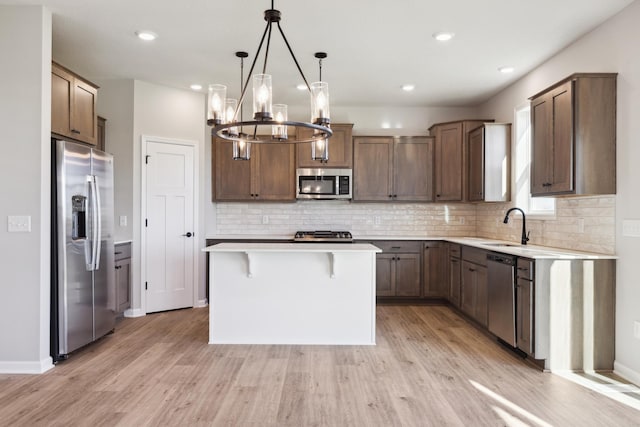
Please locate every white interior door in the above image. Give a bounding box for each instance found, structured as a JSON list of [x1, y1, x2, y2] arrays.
[[144, 140, 195, 313]]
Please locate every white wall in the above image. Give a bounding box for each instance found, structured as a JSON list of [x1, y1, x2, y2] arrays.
[[95, 80, 135, 243], [477, 0, 640, 384], [0, 5, 53, 373], [132, 81, 208, 311]]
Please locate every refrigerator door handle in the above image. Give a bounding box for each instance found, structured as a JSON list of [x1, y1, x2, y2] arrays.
[[89, 175, 99, 271], [94, 175, 102, 270]]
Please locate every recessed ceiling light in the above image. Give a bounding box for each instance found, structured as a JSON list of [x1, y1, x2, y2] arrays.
[[401, 84, 415, 92], [296, 83, 307, 91], [498, 66, 515, 73], [136, 31, 157, 41], [433, 32, 455, 42], [190, 84, 203, 91]]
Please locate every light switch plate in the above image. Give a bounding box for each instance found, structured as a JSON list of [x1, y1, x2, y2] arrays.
[[622, 219, 640, 237], [634, 321, 640, 340], [8, 215, 31, 232], [119, 215, 127, 227]]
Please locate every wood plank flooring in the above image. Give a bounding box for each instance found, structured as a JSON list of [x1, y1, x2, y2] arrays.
[[1, 305, 639, 426]]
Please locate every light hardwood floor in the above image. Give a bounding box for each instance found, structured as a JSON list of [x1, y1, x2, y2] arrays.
[[1, 305, 638, 426]]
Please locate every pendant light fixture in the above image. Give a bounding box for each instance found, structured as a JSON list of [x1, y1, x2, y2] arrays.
[[311, 52, 329, 161], [231, 52, 250, 160], [207, 0, 333, 151]]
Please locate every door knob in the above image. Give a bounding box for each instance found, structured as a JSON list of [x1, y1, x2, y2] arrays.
[[182, 232, 193, 237]]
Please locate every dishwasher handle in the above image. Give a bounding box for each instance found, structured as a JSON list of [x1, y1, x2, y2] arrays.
[[487, 253, 517, 265]]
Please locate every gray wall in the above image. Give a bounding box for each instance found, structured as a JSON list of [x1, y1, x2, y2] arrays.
[[0, 5, 53, 372], [477, 0, 640, 384]]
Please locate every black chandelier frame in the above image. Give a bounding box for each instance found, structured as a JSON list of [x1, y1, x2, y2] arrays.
[[207, 1, 333, 144]]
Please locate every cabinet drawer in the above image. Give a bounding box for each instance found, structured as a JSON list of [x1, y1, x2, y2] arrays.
[[115, 242, 131, 261], [449, 244, 461, 259], [516, 258, 534, 280], [371, 241, 421, 253], [462, 246, 488, 266]]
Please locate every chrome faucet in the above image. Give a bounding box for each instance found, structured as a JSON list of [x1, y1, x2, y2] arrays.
[[503, 207, 530, 245]]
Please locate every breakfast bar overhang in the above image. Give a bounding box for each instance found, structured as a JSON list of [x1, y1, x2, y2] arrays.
[[204, 243, 381, 345]]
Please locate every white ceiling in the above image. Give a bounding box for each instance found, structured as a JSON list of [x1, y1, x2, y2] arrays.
[[4, 0, 635, 107]]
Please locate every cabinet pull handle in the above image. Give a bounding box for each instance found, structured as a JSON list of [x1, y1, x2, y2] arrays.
[[115, 265, 122, 270], [388, 195, 393, 198], [469, 268, 476, 272], [391, 246, 401, 249], [71, 129, 80, 134], [115, 251, 123, 255]]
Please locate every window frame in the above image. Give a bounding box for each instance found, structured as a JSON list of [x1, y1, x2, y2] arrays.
[[513, 102, 556, 219]]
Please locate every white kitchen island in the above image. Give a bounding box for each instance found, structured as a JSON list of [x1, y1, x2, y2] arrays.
[[204, 242, 381, 345]]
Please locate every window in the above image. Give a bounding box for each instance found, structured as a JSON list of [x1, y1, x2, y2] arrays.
[[514, 103, 555, 217]]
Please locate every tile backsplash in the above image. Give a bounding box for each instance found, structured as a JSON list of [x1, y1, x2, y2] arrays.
[[214, 195, 615, 254], [216, 201, 477, 237]]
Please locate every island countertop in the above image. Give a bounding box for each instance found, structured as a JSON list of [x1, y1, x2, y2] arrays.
[[203, 242, 381, 253]]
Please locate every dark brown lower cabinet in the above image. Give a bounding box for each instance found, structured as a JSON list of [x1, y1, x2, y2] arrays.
[[423, 241, 447, 297], [375, 252, 421, 297], [516, 258, 535, 355], [449, 244, 462, 307], [461, 260, 488, 326]]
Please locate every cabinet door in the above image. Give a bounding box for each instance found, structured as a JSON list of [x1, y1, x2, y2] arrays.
[[461, 260, 476, 317], [51, 65, 73, 137], [549, 81, 574, 193], [214, 138, 253, 200], [516, 277, 534, 355], [115, 258, 131, 313], [254, 143, 295, 201], [468, 127, 484, 201], [394, 137, 434, 201], [353, 137, 393, 201], [449, 257, 461, 307], [296, 123, 353, 168], [395, 253, 421, 297], [97, 116, 106, 152], [435, 122, 463, 201], [531, 94, 552, 195], [376, 253, 395, 296], [423, 242, 447, 297], [72, 79, 98, 145]]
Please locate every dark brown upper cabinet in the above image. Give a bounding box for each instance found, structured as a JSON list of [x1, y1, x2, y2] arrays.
[[51, 62, 98, 146], [296, 123, 353, 168], [429, 120, 493, 202], [353, 136, 434, 202], [529, 73, 616, 196]]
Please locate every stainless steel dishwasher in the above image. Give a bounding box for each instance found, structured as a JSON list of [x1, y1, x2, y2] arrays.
[[487, 252, 517, 347]]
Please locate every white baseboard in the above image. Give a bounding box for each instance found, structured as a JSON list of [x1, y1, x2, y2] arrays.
[[195, 298, 208, 308], [124, 308, 146, 318], [614, 361, 640, 386], [0, 357, 54, 374]]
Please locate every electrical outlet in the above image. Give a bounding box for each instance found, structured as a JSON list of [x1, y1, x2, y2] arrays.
[[578, 218, 585, 233], [7, 215, 31, 232], [459, 217, 465, 225], [374, 216, 381, 225], [634, 321, 640, 340], [119, 215, 127, 227], [262, 215, 269, 225]]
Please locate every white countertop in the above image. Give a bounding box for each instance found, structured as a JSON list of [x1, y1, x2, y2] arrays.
[[204, 236, 615, 260], [114, 239, 133, 245], [446, 237, 617, 260], [204, 242, 382, 253]]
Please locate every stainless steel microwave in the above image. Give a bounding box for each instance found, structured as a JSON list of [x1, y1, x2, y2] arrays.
[[296, 168, 352, 200]]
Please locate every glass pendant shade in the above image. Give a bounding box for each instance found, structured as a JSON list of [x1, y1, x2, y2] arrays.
[[233, 139, 251, 160], [310, 82, 330, 125], [208, 84, 227, 124], [272, 104, 288, 141], [311, 137, 329, 161], [253, 74, 273, 120], [225, 98, 239, 136]]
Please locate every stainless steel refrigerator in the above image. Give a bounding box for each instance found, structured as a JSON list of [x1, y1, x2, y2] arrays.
[[51, 139, 115, 362]]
